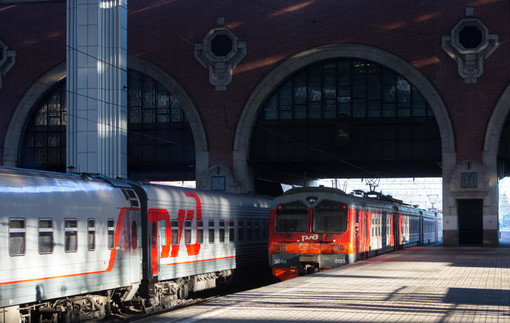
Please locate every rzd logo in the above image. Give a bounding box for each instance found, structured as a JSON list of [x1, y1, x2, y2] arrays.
[[301, 234, 319, 242]]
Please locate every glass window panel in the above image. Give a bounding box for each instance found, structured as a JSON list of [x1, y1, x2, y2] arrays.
[[309, 102, 321, 119], [412, 89, 427, 116], [65, 219, 78, 252], [324, 100, 336, 119], [294, 105, 307, 119], [197, 220, 203, 244], [39, 219, 53, 254], [367, 73, 381, 100], [171, 220, 179, 245], [294, 71, 307, 105], [382, 103, 396, 117], [353, 99, 366, 118], [352, 74, 366, 98], [308, 66, 322, 102], [108, 219, 115, 250], [323, 63, 336, 99], [367, 100, 381, 118], [264, 94, 278, 120], [184, 220, 192, 245], [219, 220, 225, 243], [279, 82, 292, 120], [9, 219, 25, 256], [208, 220, 215, 243], [397, 77, 411, 107]]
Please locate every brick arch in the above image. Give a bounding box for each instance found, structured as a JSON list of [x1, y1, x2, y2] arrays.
[[3, 63, 66, 167], [484, 83, 510, 156], [233, 43, 454, 192], [3, 57, 208, 183]]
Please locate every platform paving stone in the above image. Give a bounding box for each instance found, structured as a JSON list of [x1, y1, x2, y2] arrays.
[[138, 247, 510, 322]]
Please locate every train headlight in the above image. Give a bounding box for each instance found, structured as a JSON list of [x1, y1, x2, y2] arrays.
[[273, 244, 287, 253]]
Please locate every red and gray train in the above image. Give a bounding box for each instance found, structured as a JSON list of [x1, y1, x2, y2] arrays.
[[0, 167, 271, 322], [268, 187, 442, 281]]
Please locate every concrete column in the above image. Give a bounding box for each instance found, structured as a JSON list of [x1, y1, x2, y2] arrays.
[[67, 0, 127, 178]]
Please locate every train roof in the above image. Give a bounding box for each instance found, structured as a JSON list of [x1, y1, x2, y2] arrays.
[[276, 186, 436, 216]]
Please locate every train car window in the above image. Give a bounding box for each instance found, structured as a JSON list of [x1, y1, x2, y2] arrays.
[[246, 221, 253, 240], [229, 221, 235, 242], [197, 220, 203, 244], [275, 201, 308, 233], [38, 219, 54, 254], [160, 220, 167, 246], [313, 200, 348, 233], [255, 221, 261, 240], [219, 220, 225, 243], [107, 219, 115, 250], [88, 219, 95, 251], [238, 221, 244, 241], [65, 219, 78, 252], [131, 221, 138, 249], [208, 220, 215, 243], [185, 220, 192, 245], [9, 218, 25, 256], [122, 189, 139, 207], [171, 220, 179, 246]]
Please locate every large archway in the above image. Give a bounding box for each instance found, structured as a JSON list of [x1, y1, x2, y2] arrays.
[[234, 44, 454, 193], [4, 57, 208, 182], [486, 83, 510, 244]]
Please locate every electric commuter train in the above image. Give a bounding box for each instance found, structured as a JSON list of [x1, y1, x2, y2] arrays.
[[268, 187, 442, 281]]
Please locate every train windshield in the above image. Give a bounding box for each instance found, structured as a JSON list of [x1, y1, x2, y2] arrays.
[[275, 201, 308, 233], [313, 200, 348, 233]]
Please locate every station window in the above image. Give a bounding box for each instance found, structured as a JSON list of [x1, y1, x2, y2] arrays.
[[39, 218, 54, 254], [184, 220, 192, 245], [229, 221, 235, 242], [171, 220, 179, 246], [208, 220, 215, 243], [219, 220, 226, 243], [107, 219, 115, 250], [9, 218, 25, 256], [197, 220, 203, 244], [65, 219, 78, 252], [88, 219, 95, 251]]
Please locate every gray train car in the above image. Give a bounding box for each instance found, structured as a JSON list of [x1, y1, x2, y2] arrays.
[[0, 167, 271, 322]]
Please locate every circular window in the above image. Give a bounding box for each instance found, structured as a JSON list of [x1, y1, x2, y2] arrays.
[[458, 26, 483, 49], [211, 34, 233, 57]]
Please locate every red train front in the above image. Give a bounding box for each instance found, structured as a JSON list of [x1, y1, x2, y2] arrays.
[[268, 186, 441, 281], [269, 187, 357, 281]]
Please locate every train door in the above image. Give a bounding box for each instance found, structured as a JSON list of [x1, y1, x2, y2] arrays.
[[129, 210, 142, 284], [355, 209, 360, 255], [382, 212, 387, 247], [150, 220, 159, 276]]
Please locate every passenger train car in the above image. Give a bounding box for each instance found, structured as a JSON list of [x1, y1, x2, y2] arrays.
[[268, 187, 442, 281], [0, 167, 271, 322]]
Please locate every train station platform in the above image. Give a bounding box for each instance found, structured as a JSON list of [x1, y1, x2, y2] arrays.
[[138, 247, 510, 322]]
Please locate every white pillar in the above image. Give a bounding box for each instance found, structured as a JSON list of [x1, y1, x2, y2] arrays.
[[67, 0, 127, 178]]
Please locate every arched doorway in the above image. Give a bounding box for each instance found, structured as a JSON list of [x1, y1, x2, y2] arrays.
[[234, 44, 454, 194], [250, 58, 441, 183], [7, 60, 207, 182]]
